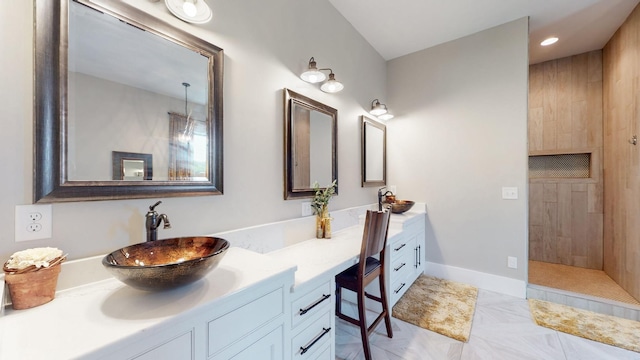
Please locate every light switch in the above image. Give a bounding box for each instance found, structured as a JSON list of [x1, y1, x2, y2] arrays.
[[501, 187, 518, 200]]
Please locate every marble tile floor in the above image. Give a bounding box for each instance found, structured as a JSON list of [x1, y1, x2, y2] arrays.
[[335, 289, 640, 360]]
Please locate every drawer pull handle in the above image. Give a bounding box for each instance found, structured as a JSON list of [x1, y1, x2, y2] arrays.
[[394, 263, 406, 272], [394, 282, 406, 294], [394, 243, 406, 252], [300, 327, 331, 355], [299, 294, 331, 315]]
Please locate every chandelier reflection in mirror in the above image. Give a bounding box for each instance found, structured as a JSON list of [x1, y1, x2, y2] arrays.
[[179, 82, 195, 143]]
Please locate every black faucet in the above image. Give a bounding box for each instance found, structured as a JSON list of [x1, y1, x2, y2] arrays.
[[377, 187, 394, 211], [145, 201, 171, 242]]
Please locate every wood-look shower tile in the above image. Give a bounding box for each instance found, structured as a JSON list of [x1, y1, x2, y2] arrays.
[[587, 82, 603, 147], [529, 108, 544, 152], [543, 203, 558, 263], [529, 183, 544, 225], [571, 191, 588, 256], [571, 53, 588, 101], [557, 183, 572, 237], [543, 183, 558, 202]]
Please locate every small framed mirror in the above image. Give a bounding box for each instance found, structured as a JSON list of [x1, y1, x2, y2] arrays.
[[361, 115, 386, 187], [284, 89, 338, 199]]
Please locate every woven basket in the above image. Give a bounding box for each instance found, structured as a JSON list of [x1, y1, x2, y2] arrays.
[[4, 261, 62, 310]]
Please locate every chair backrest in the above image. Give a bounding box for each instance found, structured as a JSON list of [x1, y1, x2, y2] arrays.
[[359, 210, 391, 266]]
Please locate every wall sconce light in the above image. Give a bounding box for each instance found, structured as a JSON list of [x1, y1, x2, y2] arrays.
[[370, 99, 394, 120], [300, 57, 344, 93], [165, 0, 212, 24]]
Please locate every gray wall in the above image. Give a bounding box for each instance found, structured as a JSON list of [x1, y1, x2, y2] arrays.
[[386, 18, 529, 281], [0, 1, 529, 288], [0, 0, 386, 261]]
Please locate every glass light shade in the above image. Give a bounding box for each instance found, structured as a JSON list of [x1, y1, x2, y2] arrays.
[[321, 78, 344, 93], [182, 1, 197, 17], [540, 37, 558, 46], [300, 58, 326, 83], [378, 113, 394, 121], [165, 0, 212, 24], [300, 69, 326, 83], [370, 101, 387, 116]]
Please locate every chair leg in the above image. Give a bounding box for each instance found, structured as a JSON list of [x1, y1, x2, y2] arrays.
[[379, 272, 393, 338], [357, 287, 373, 360]]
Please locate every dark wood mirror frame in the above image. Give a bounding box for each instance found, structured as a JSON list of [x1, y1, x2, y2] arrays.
[[34, 0, 224, 203], [283, 88, 338, 199], [361, 115, 386, 187]]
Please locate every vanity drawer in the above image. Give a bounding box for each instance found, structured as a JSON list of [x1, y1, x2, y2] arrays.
[[208, 287, 284, 357], [291, 311, 332, 360], [291, 280, 332, 330], [390, 245, 413, 282], [390, 235, 412, 262]]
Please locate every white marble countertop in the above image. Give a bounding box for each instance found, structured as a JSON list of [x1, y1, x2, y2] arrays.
[[0, 247, 295, 360], [266, 210, 424, 290], [0, 207, 425, 359]]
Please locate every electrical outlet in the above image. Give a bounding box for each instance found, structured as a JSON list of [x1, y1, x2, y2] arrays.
[[507, 256, 518, 269], [301, 202, 313, 217], [15, 204, 52, 242], [27, 223, 43, 232], [28, 212, 43, 222]]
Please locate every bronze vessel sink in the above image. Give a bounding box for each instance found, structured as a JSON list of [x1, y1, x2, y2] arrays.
[[390, 200, 415, 214], [102, 236, 229, 291]]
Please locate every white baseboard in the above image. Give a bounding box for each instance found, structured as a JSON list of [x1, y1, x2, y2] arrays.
[[424, 261, 526, 299]]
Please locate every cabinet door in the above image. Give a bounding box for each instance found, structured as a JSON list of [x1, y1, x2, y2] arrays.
[[132, 331, 193, 360], [412, 229, 426, 277], [227, 325, 283, 360]]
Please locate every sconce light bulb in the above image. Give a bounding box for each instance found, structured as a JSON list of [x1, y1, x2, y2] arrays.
[[321, 80, 344, 93], [300, 70, 326, 83], [182, 1, 197, 17]]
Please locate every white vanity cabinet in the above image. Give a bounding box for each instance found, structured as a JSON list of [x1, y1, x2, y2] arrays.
[[388, 212, 426, 307], [288, 278, 334, 360], [90, 274, 291, 360], [0, 248, 295, 360]]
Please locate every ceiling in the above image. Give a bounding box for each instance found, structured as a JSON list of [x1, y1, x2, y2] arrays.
[[328, 0, 640, 64]]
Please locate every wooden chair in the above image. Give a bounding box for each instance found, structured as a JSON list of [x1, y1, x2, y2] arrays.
[[335, 209, 393, 360]]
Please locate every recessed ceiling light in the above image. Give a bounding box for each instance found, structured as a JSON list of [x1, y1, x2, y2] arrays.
[[540, 37, 559, 46]]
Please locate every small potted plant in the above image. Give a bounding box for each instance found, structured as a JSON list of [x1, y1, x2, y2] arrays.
[[3, 247, 66, 310], [311, 180, 337, 238]]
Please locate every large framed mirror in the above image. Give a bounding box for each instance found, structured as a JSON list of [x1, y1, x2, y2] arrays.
[[283, 88, 338, 199], [361, 115, 386, 187], [34, 0, 223, 202]]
